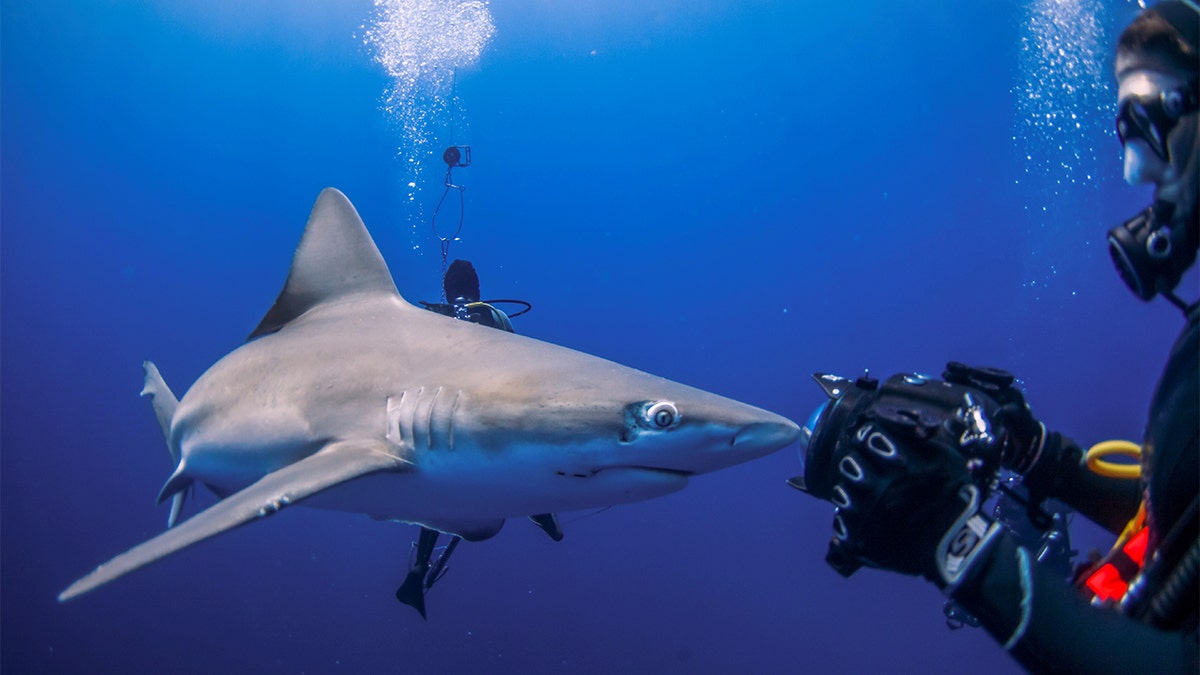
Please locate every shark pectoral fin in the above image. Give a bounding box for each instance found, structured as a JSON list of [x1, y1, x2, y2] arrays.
[[59, 440, 409, 602], [529, 513, 564, 542]]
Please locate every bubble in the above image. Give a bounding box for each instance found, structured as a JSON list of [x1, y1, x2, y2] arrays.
[[1015, 0, 1113, 189], [362, 0, 495, 224], [1013, 0, 1119, 301]]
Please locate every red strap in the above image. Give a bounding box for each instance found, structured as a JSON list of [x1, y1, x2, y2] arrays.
[[1086, 563, 1128, 601], [1123, 527, 1149, 565], [1083, 525, 1151, 601]]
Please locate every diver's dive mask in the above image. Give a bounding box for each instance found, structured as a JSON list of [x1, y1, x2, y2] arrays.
[[1108, 200, 1199, 309], [1116, 87, 1199, 163]]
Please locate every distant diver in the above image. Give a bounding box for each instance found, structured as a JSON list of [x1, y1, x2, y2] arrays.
[[396, 147, 539, 619], [419, 259, 523, 332], [399, 259, 525, 619], [398, 241, 534, 618]]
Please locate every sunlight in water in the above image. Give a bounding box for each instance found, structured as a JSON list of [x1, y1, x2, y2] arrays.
[[362, 0, 495, 226]]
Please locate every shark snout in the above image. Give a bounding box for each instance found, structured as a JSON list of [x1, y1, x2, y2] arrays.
[[662, 415, 799, 476], [732, 419, 801, 453]]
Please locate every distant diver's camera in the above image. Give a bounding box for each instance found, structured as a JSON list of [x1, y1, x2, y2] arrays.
[[443, 145, 471, 168]]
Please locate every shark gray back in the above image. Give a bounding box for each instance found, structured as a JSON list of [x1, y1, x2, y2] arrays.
[[59, 188, 799, 603]]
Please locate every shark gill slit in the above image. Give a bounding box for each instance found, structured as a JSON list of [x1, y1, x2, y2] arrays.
[[400, 388, 416, 450], [385, 393, 398, 446], [447, 390, 460, 451], [425, 386, 442, 451]]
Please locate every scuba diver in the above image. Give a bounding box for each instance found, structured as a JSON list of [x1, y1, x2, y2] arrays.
[[790, 2, 1198, 672], [396, 259, 515, 619], [417, 146, 531, 333], [420, 258, 518, 332], [397, 258, 540, 618], [396, 148, 538, 619]]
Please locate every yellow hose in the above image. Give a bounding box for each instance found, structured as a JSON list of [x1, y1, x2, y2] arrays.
[[1085, 440, 1142, 480]]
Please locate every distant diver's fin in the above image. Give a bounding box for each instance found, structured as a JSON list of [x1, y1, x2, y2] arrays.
[[396, 529, 467, 619], [396, 527, 440, 619], [59, 440, 410, 602], [395, 570, 428, 619], [529, 513, 564, 541], [425, 536, 460, 590]]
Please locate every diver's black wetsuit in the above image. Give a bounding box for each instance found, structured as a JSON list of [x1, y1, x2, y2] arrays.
[[956, 304, 1199, 673]]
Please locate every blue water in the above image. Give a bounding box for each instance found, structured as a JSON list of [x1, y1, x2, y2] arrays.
[[2, 1, 1186, 673]]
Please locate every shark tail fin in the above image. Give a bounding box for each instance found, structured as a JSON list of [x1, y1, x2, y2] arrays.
[[141, 361, 190, 528]]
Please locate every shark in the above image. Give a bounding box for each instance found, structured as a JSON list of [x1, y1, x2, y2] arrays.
[[58, 188, 800, 605]]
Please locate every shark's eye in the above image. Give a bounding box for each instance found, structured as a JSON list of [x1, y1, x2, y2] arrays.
[[644, 401, 679, 430]]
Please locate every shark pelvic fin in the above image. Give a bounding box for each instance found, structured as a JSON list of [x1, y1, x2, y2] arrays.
[[249, 188, 402, 340], [156, 463, 192, 507], [59, 439, 412, 602], [529, 513, 564, 541]]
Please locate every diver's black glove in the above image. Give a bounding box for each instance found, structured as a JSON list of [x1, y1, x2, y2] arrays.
[[824, 412, 1002, 593], [942, 363, 1068, 502], [995, 400, 1046, 475], [992, 395, 1072, 504], [940, 362, 1047, 475]]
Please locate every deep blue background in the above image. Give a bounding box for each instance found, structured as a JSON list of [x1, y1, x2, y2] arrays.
[[2, 1, 1188, 673]]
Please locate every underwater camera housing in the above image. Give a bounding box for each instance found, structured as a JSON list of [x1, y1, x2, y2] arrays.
[[792, 362, 1026, 506], [791, 362, 1076, 627], [442, 145, 471, 168]]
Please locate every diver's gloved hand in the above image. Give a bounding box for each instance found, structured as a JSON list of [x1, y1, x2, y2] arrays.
[[940, 362, 1047, 476], [993, 395, 1046, 475], [824, 413, 1002, 593], [992, 396, 1072, 502], [943, 363, 1068, 500]]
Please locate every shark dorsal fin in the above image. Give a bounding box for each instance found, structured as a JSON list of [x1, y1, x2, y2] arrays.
[[249, 188, 400, 340]]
